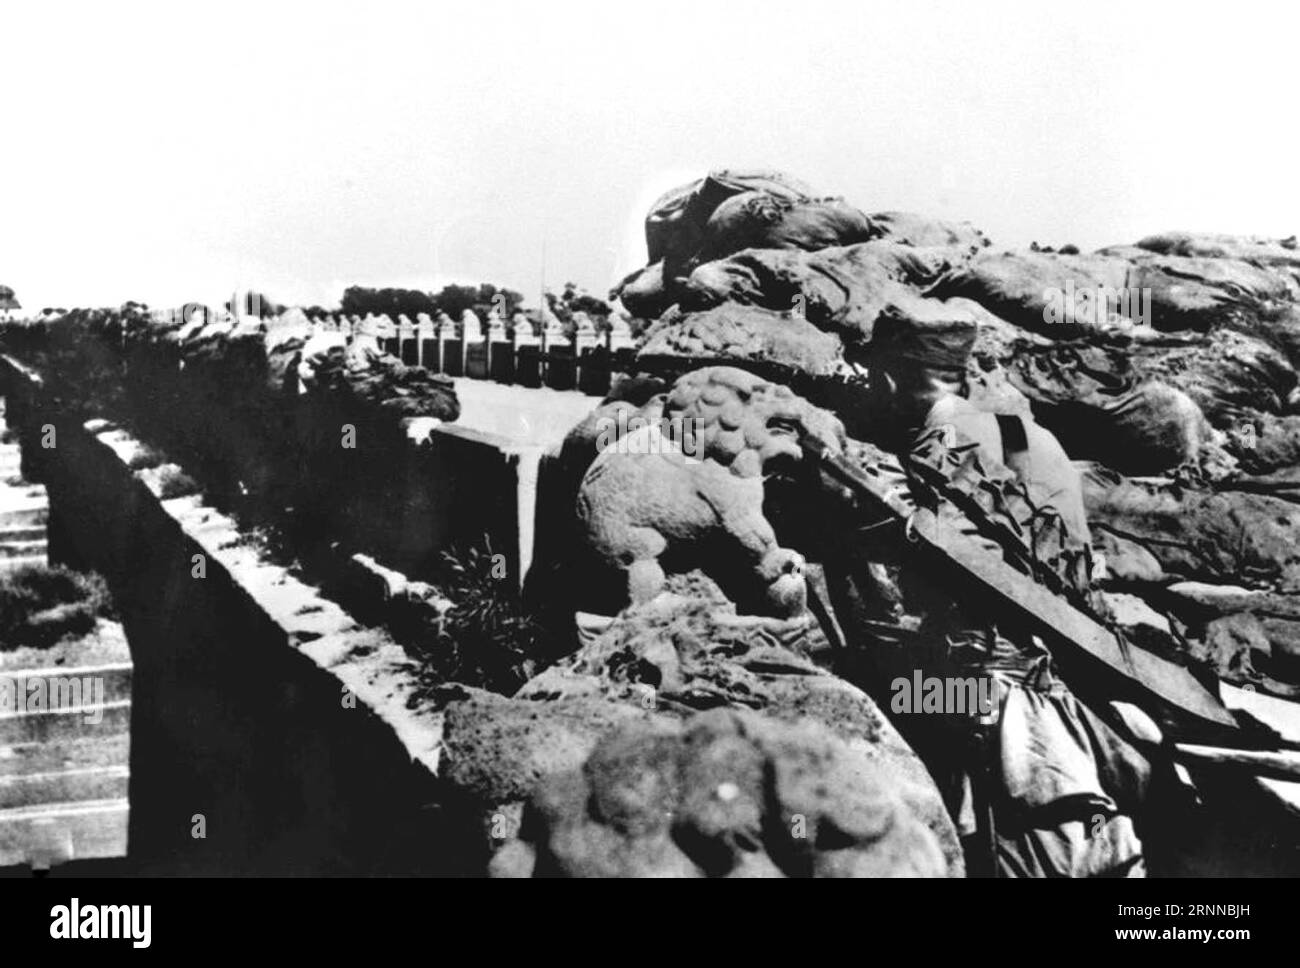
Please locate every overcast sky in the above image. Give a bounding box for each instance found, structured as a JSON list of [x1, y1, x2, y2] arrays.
[[3, 0, 1297, 313]]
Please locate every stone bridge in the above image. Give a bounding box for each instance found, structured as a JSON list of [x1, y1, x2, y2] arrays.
[[0, 354, 603, 874], [5, 336, 1297, 877]]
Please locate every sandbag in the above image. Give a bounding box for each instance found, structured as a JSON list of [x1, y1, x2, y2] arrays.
[[1228, 412, 1300, 475], [932, 249, 1276, 335], [869, 211, 990, 254], [681, 242, 966, 347], [616, 172, 833, 318], [1099, 246, 1299, 303], [1006, 344, 1212, 474], [930, 252, 1133, 337], [1121, 251, 1300, 336], [299, 329, 460, 420], [1082, 466, 1300, 590], [681, 248, 840, 318], [1134, 231, 1300, 285], [644, 169, 817, 267], [1233, 302, 1300, 368], [635, 303, 847, 377], [612, 260, 674, 320], [1125, 329, 1297, 422], [693, 191, 875, 265]]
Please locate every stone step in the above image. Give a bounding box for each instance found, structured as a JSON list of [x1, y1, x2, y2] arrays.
[[0, 700, 131, 746], [0, 555, 47, 572], [0, 525, 45, 543], [0, 539, 47, 559], [0, 797, 129, 867], [0, 732, 131, 779], [0, 500, 47, 528], [0, 765, 129, 810], [0, 663, 133, 706]]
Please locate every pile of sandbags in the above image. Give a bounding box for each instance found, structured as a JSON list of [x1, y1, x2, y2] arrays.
[[644, 170, 873, 267], [921, 244, 1300, 477], [614, 169, 1300, 481], [1125, 330, 1297, 421], [928, 248, 1294, 336], [607, 171, 1300, 702], [679, 241, 966, 348], [637, 303, 849, 378], [1101, 246, 1300, 303], [930, 251, 1136, 337], [1003, 343, 1218, 475], [616, 169, 869, 320], [644, 170, 818, 267], [867, 211, 989, 253], [613, 169, 974, 330], [1132, 232, 1300, 289], [1083, 466, 1300, 589]]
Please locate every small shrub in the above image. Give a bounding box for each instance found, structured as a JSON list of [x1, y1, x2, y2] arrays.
[[408, 541, 560, 696], [154, 464, 200, 499], [0, 564, 113, 650], [126, 443, 165, 470]]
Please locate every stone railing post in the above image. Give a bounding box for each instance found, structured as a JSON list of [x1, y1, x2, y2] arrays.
[[396, 314, 416, 364], [462, 309, 485, 379], [540, 311, 570, 390], [437, 312, 458, 376], [572, 311, 598, 392], [511, 312, 540, 387], [486, 308, 510, 382], [374, 313, 398, 357], [416, 313, 435, 369]]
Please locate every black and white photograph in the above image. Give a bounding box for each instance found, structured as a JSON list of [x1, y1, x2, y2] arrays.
[[0, 0, 1294, 945]]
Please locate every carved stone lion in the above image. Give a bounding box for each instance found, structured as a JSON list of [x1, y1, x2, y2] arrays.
[[573, 366, 845, 617]]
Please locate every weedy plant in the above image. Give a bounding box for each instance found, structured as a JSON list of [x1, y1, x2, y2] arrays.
[[409, 540, 560, 696], [0, 564, 114, 650]]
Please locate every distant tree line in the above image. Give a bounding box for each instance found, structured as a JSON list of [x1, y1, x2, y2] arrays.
[[25, 278, 619, 337], [336, 281, 615, 335], [338, 283, 526, 322]]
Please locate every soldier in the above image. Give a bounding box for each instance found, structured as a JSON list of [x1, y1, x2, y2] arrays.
[[858, 306, 1091, 545], [821, 305, 1154, 877]]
